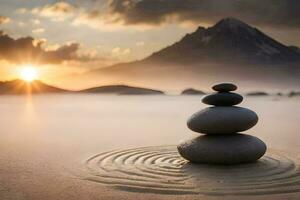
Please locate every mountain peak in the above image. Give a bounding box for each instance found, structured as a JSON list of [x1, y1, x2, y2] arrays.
[[148, 17, 300, 64], [194, 18, 250, 34], [213, 17, 255, 34], [216, 18, 248, 27]]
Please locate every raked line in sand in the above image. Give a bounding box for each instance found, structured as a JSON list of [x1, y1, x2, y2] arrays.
[[82, 146, 300, 196]]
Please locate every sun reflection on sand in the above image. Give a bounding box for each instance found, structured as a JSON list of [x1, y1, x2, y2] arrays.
[[23, 87, 36, 123]]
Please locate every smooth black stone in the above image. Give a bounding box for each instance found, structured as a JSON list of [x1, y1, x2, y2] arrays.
[[187, 106, 258, 134], [202, 92, 243, 106], [212, 83, 237, 92], [177, 134, 267, 165]]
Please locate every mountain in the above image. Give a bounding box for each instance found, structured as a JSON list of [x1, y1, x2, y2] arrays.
[[85, 18, 300, 92], [289, 46, 300, 54], [79, 85, 164, 95], [0, 80, 69, 94], [148, 18, 300, 64]]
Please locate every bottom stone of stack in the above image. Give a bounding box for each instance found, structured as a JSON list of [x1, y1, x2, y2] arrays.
[[177, 134, 267, 165]]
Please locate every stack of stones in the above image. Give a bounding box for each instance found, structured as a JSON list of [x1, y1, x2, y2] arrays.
[[177, 83, 267, 165]]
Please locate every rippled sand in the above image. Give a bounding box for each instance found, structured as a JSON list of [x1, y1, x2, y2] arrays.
[[84, 146, 300, 196], [0, 95, 299, 200]]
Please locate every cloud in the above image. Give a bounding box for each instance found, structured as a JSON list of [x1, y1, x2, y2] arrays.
[[111, 47, 131, 56], [72, 9, 126, 31], [32, 2, 77, 21], [32, 28, 45, 34], [30, 1, 155, 31], [106, 0, 300, 28], [0, 31, 96, 65], [15, 8, 28, 14], [18, 22, 26, 27], [136, 41, 145, 46], [31, 19, 41, 25], [0, 16, 10, 24], [31, 0, 300, 30]]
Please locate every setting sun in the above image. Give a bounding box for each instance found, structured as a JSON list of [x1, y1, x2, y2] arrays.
[[19, 66, 38, 82]]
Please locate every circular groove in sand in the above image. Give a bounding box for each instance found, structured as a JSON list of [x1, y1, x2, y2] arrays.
[[84, 146, 300, 195]]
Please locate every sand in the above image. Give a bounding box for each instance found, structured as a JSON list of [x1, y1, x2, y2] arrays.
[[0, 95, 299, 200]]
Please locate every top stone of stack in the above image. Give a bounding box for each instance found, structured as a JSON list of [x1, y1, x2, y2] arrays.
[[212, 83, 237, 92]]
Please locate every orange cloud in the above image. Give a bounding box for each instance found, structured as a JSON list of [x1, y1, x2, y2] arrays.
[[30, 2, 157, 31], [32, 2, 77, 21], [32, 28, 45, 34], [0, 31, 96, 65], [26, 0, 300, 30], [0, 16, 10, 24]]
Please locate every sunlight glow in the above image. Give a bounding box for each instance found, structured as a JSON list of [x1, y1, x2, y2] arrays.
[[19, 65, 38, 82]]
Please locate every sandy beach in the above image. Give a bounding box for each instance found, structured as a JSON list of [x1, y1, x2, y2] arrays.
[[0, 95, 299, 200]]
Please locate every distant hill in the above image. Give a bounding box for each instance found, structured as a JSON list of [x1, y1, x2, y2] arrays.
[[289, 91, 300, 97], [87, 17, 300, 92], [0, 80, 69, 94], [181, 88, 205, 95], [246, 92, 269, 96], [79, 85, 164, 95]]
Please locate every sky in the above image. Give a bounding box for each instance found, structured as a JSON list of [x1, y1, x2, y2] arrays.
[[0, 0, 300, 89]]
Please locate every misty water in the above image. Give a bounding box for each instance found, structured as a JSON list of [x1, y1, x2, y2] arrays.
[[0, 94, 299, 199], [0, 94, 299, 152]]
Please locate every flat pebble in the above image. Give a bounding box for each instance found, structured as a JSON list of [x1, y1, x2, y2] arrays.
[[202, 92, 243, 106], [187, 106, 258, 134]]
